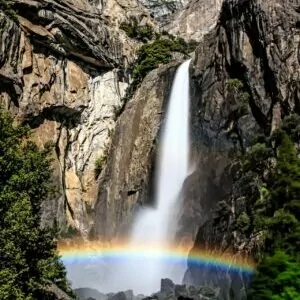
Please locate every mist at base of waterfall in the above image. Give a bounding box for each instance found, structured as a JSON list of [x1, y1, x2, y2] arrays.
[[65, 256, 187, 295]]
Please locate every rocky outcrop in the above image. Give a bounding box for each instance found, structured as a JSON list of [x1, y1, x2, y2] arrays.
[[0, 0, 156, 235], [181, 0, 300, 297], [146, 278, 219, 300], [93, 62, 179, 239], [74, 279, 219, 300], [137, 0, 187, 23], [42, 281, 75, 300], [98, 0, 158, 30], [165, 0, 224, 42]]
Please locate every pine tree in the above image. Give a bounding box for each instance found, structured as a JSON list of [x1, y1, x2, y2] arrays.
[[0, 109, 73, 299], [265, 133, 300, 255], [248, 133, 300, 299], [248, 251, 300, 300]]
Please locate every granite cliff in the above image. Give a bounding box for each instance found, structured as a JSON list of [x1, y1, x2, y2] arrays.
[[182, 0, 300, 297], [0, 0, 227, 238], [0, 0, 155, 235], [1, 0, 299, 297], [92, 0, 299, 297]]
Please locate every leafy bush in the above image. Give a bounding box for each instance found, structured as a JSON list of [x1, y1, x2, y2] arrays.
[[133, 37, 195, 83], [236, 212, 250, 232], [211, 112, 300, 297], [248, 251, 300, 300], [0, 0, 18, 23], [94, 152, 107, 179], [120, 19, 154, 42], [226, 78, 250, 116]]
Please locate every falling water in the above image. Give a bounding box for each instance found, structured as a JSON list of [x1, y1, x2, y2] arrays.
[[131, 59, 191, 244], [127, 59, 191, 293], [64, 60, 191, 295], [112, 59, 191, 294]]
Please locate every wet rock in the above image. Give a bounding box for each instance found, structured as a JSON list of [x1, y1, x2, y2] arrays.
[[182, 0, 299, 298], [75, 288, 108, 300], [142, 279, 219, 300], [160, 278, 175, 296], [94, 62, 180, 238]]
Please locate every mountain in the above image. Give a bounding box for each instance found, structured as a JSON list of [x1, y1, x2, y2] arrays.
[[1, 0, 299, 298]]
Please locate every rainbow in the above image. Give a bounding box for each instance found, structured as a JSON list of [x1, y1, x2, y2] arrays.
[[58, 241, 255, 275]]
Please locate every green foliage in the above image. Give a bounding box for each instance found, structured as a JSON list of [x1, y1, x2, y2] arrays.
[[248, 251, 300, 300], [240, 123, 300, 297], [133, 37, 194, 83], [236, 212, 250, 233], [0, 109, 73, 299], [94, 152, 107, 179], [122, 35, 197, 103], [261, 133, 300, 255], [0, 0, 18, 23], [226, 78, 250, 117], [281, 114, 300, 142], [243, 142, 273, 174], [212, 112, 300, 297], [120, 19, 154, 42]]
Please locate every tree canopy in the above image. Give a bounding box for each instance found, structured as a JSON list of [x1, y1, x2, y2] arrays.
[[0, 109, 73, 299], [246, 130, 300, 298]]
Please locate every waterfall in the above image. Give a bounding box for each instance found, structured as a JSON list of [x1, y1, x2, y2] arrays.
[[64, 60, 191, 295], [105, 59, 191, 294], [131, 59, 190, 246], [127, 59, 191, 293]]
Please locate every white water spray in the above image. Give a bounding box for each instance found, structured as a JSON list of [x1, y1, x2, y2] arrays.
[[131, 59, 191, 247], [128, 59, 191, 293], [65, 60, 191, 295]]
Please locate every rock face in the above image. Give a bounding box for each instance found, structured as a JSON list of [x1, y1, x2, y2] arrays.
[[0, 0, 154, 235], [181, 0, 300, 298], [91, 0, 299, 296], [74, 279, 219, 300], [147, 278, 219, 300], [97, 0, 158, 29], [94, 62, 179, 238], [137, 0, 187, 23], [165, 0, 224, 42]]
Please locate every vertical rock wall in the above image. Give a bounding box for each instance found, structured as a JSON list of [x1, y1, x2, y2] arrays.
[[94, 63, 179, 239], [0, 0, 154, 235]]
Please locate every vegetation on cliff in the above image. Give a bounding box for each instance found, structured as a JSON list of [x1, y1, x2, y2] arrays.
[[0, 0, 18, 22], [120, 18, 154, 42], [213, 94, 300, 298], [246, 130, 300, 299], [0, 109, 73, 299], [133, 36, 196, 83], [94, 150, 108, 179]]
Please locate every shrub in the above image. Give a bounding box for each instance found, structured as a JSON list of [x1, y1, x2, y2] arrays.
[[236, 212, 250, 232], [94, 152, 107, 179], [120, 18, 154, 42], [132, 37, 195, 83], [0, 0, 18, 23]]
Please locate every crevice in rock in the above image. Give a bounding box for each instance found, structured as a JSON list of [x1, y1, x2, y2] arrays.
[[22, 105, 83, 129], [0, 74, 21, 108], [56, 124, 75, 221]]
